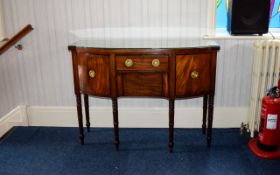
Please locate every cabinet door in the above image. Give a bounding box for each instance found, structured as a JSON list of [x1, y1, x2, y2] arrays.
[[78, 53, 110, 97], [176, 54, 211, 97]]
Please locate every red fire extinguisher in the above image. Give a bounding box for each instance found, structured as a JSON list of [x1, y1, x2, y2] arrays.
[[257, 80, 280, 151]]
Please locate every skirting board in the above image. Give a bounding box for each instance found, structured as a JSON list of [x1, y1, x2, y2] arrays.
[[0, 105, 28, 138], [27, 106, 248, 128]]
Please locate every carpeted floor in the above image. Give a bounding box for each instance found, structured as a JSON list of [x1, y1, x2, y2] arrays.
[[0, 127, 279, 175]]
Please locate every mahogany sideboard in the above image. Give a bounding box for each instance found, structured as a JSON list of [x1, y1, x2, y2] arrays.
[[68, 39, 220, 152]]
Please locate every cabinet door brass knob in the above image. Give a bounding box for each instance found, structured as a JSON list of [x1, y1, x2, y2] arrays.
[[125, 59, 134, 67], [191, 71, 199, 79], [152, 59, 160, 67], [88, 70, 96, 78]]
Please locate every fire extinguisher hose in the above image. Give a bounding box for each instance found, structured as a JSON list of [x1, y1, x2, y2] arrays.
[[267, 86, 279, 98]]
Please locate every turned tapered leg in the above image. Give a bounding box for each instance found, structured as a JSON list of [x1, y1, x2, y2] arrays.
[[112, 98, 120, 151], [207, 94, 214, 147], [169, 99, 175, 153], [202, 95, 208, 135], [76, 93, 84, 145], [84, 94, 90, 132]]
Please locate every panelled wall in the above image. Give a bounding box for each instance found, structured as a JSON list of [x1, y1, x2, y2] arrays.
[[0, 1, 4, 39], [0, 0, 254, 117]]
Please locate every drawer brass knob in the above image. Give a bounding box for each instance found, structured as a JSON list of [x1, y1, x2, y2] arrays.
[[125, 59, 134, 67], [152, 59, 160, 67], [88, 70, 96, 78], [191, 71, 199, 79]]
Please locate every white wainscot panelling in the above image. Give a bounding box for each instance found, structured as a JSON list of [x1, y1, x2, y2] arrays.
[[27, 106, 247, 128], [0, 105, 247, 136], [0, 0, 4, 40], [214, 40, 254, 107]]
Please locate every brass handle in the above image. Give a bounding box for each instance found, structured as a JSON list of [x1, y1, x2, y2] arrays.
[[88, 70, 96, 78], [191, 71, 199, 79], [125, 59, 134, 67], [152, 59, 160, 67]]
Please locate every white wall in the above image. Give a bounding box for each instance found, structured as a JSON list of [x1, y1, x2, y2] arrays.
[[0, 0, 4, 39], [0, 0, 254, 125]]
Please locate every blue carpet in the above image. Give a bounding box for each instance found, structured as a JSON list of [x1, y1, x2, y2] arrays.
[[0, 127, 279, 175]]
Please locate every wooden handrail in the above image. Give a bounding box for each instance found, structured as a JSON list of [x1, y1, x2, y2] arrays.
[[0, 24, 33, 55]]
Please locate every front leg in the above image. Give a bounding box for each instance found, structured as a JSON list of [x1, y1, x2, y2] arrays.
[[202, 95, 208, 134], [76, 93, 84, 145], [112, 98, 120, 151], [169, 99, 175, 153], [84, 94, 90, 132], [207, 94, 214, 147]]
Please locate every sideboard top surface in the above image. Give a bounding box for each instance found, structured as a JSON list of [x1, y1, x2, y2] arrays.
[[68, 39, 220, 50]]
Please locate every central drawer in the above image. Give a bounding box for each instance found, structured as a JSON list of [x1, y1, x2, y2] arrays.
[[116, 55, 168, 71], [116, 55, 169, 97]]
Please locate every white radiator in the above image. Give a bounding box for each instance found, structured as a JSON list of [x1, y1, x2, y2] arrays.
[[248, 40, 280, 137]]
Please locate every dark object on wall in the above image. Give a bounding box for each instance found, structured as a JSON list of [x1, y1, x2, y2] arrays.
[[227, 0, 270, 35]]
